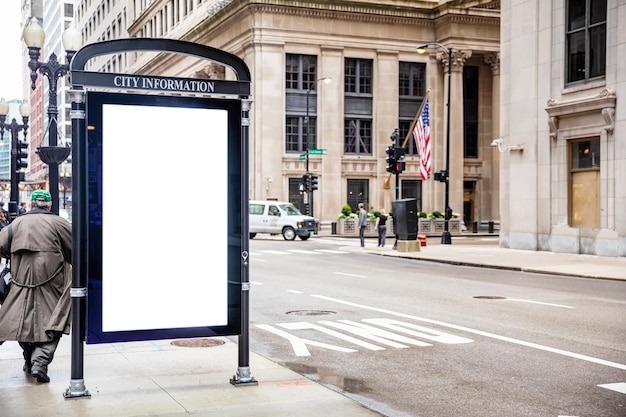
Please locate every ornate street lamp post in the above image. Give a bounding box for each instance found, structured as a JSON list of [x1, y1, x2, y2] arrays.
[[0, 98, 31, 220], [23, 17, 82, 215], [417, 42, 453, 244], [304, 76, 331, 216]]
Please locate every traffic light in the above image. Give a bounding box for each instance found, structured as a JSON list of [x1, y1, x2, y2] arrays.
[[300, 174, 309, 192], [386, 146, 396, 173], [394, 146, 406, 173], [16, 140, 28, 171], [310, 174, 319, 191], [433, 170, 447, 183]]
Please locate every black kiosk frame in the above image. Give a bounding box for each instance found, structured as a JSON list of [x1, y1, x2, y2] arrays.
[[65, 38, 254, 399]]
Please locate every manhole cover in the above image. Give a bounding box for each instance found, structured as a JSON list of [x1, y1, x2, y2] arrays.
[[473, 296, 507, 300], [171, 338, 225, 348], [286, 310, 336, 316]]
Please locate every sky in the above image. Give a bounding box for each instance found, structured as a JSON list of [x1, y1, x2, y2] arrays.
[[0, 1, 26, 101]]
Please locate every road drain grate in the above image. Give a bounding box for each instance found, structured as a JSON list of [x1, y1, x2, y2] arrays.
[[286, 310, 336, 316], [473, 296, 507, 300], [171, 338, 226, 348]]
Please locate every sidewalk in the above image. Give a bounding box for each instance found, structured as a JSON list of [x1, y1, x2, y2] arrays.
[[351, 235, 626, 281], [0, 336, 382, 417], [1, 234, 624, 417], [319, 229, 626, 281]]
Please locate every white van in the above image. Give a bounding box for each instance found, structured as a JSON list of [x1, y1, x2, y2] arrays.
[[249, 200, 316, 240]]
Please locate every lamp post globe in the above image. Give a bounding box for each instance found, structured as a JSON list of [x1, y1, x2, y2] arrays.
[[23, 17, 83, 215]]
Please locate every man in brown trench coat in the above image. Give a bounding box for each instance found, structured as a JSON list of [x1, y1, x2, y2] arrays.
[[0, 190, 72, 383]]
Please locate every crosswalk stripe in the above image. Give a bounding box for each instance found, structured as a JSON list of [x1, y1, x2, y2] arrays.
[[316, 249, 347, 254], [255, 249, 349, 256], [259, 250, 292, 255]]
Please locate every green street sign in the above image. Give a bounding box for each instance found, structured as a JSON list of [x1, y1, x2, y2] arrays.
[[299, 153, 306, 160], [308, 149, 327, 155]]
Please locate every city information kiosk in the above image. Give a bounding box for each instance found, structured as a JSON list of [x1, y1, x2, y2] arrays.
[[65, 39, 253, 399]]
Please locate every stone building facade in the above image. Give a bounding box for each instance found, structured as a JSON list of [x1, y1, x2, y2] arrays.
[[125, 0, 501, 230], [500, 0, 624, 256]]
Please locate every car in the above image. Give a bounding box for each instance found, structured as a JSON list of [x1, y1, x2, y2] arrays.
[[249, 200, 316, 240]]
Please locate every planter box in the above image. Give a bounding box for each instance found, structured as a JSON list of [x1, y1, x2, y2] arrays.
[[418, 218, 461, 235], [337, 219, 393, 236]]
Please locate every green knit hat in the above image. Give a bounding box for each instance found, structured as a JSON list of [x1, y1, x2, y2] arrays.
[[31, 190, 52, 202]]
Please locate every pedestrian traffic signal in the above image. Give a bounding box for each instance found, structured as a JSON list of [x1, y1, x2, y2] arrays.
[[386, 146, 396, 173], [301, 174, 309, 192], [310, 174, 319, 191], [394, 146, 406, 173], [16, 140, 28, 171], [433, 170, 447, 183]]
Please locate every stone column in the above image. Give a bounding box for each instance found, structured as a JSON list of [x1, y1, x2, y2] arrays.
[[320, 46, 345, 223], [485, 52, 500, 223]]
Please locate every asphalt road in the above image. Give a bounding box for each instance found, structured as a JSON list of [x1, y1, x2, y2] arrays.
[[244, 235, 626, 417]]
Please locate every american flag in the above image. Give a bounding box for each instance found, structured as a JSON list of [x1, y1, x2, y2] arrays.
[[413, 98, 431, 181]]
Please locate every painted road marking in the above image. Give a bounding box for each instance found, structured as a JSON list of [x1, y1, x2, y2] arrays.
[[316, 249, 348, 254], [259, 250, 292, 255], [334, 272, 367, 278], [256, 318, 473, 356], [598, 382, 626, 394], [256, 324, 357, 356], [313, 294, 626, 370], [506, 298, 574, 309], [287, 249, 319, 255]]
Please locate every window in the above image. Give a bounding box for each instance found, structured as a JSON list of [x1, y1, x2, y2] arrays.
[[399, 62, 426, 156], [286, 54, 316, 90], [463, 66, 479, 158], [286, 116, 316, 152], [345, 58, 372, 94], [289, 178, 306, 213], [347, 179, 369, 213], [344, 119, 372, 155], [399, 122, 417, 155], [401, 180, 422, 210], [64, 3, 74, 17], [286, 54, 319, 153], [569, 139, 600, 228], [566, 0, 606, 83], [344, 58, 373, 155], [399, 62, 425, 97]]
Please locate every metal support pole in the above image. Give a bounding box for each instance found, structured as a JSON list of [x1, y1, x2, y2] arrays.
[[231, 98, 257, 387], [441, 47, 453, 245], [64, 89, 90, 399], [305, 88, 311, 215]]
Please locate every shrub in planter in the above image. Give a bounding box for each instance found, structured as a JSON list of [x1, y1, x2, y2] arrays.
[[338, 204, 353, 220]]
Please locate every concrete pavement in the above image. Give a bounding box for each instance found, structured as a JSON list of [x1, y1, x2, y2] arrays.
[[350, 235, 626, 281], [1, 233, 624, 417]]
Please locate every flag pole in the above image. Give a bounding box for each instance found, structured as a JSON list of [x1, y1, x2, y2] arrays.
[[402, 89, 431, 148]]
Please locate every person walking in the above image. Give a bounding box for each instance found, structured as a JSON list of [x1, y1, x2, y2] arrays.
[[0, 202, 10, 224], [18, 202, 27, 216], [0, 190, 72, 383], [375, 209, 388, 247], [358, 203, 367, 247]]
